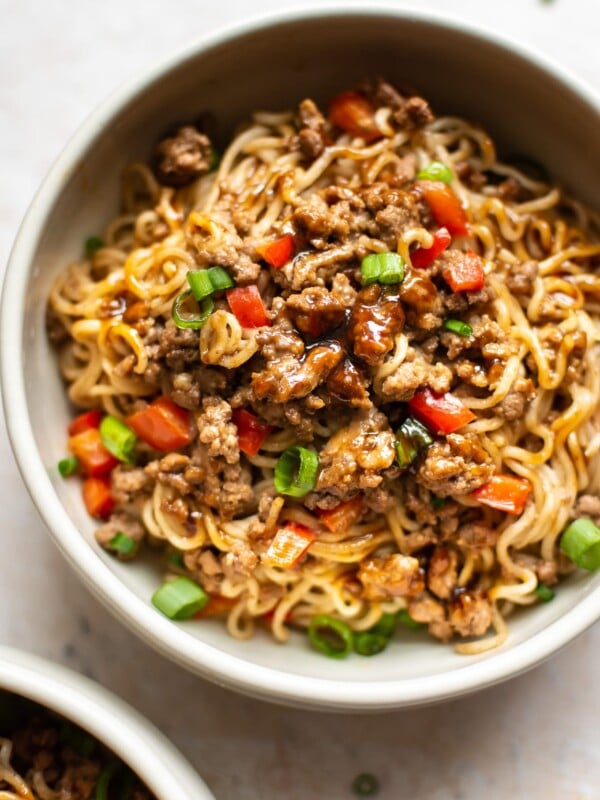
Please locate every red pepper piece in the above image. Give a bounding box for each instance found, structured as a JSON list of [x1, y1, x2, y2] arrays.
[[409, 388, 476, 435], [226, 286, 270, 328], [472, 475, 532, 515], [231, 408, 273, 457], [411, 227, 452, 269], [127, 396, 194, 451]]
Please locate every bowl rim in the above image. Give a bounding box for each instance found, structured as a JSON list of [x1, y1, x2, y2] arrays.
[[2, 4, 600, 711], [0, 646, 214, 798]]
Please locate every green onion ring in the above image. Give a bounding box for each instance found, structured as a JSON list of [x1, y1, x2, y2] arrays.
[[308, 614, 353, 659], [417, 160, 454, 184], [274, 446, 319, 497], [560, 518, 600, 570], [99, 415, 137, 464], [151, 577, 209, 620], [443, 318, 473, 337], [172, 291, 214, 329]]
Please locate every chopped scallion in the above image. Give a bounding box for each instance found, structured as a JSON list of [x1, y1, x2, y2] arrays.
[[443, 318, 473, 337], [361, 252, 405, 286], [370, 613, 397, 639], [353, 631, 389, 656], [168, 552, 185, 569], [274, 446, 319, 498], [352, 773, 380, 797], [172, 290, 214, 329], [94, 761, 118, 800], [395, 416, 433, 469], [84, 235, 103, 257], [397, 609, 425, 631], [417, 161, 454, 184], [187, 267, 234, 301], [58, 455, 79, 477], [209, 148, 221, 172], [108, 531, 137, 557], [534, 582, 555, 602], [560, 518, 600, 570], [308, 614, 353, 658], [59, 721, 97, 757], [431, 495, 446, 510], [151, 576, 209, 620], [99, 415, 137, 464]]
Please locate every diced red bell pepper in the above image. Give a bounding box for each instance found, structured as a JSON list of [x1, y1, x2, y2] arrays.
[[68, 428, 118, 477], [262, 523, 317, 569], [256, 234, 295, 268], [82, 476, 115, 519], [126, 396, 194, 451], [410, 227, 452, 269], [317, 496, 364, 534], [226, 286, 270, 328], [231, 408, 273, 457], [328, 91, 379, 142], [442, 249, 486, 293], [68, 410, 103, 436], [472, 474, 532, 515], [194, 594, 237, 618], [409, 388, 476, 435], [418, 180, 469, 236]]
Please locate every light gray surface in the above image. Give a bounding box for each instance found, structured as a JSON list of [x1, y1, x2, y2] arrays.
[[1, 0, 599, 797]]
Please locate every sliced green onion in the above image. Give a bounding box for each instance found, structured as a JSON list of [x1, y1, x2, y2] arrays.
[[151, 576, 209, 620], [207, 266, 234, 291], [443, 318, 473, 337], [417, 160, 454, 184], [99, 415, 137, 464], [58, 455, 79, 478], [397, 609, 425, 631], [94, 761, 118, 800], [274, 446, 319, 497], [187, 267, 234, 301], [431, 494, 446, 510], [353, 631, 389, 656], [308, 614, 353, 659], [172, 290, 214, 329], [395, 416, 433, 469], [84, 235, 103, 257], [361, 252, 405, 286], [352, 773, 380, 797], [370, 612, 397, 639], [59, 721, 96, 757], [108, 532, 137, 557], [209, 147, 221, 172], [534, 582, 555, 602], [118, 770, 136, 800], [187, 269, 214, 300], [560, 518, 600, 570], [169, 552, 185, 569]]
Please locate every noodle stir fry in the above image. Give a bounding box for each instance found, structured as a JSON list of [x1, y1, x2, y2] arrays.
[[48, 79, 600, 657]]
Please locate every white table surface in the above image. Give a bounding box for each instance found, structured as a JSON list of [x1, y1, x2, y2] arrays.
[[1, 1, 599, 798]]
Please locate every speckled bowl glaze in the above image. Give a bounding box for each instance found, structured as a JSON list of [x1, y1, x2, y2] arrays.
[[2, 7, 600, 711], [0, 647, 214, 798]]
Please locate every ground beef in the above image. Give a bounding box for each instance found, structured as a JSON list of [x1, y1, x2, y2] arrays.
[[292, 189, 366, 247], [399, 271, 444, 331], [311, 408, 396, 505], [46, 307, 69, 345], [448, 590, 493, 637], [191, 444, 255, 520], [326, 358, 372, 408], [451, 521, 498, 549], [427, 546, 459, 600], [378, 348, 452, 402], [358, 554, 425, 600], [95, 511, 145, 558], [392, 95, 434, 130], [347, 283, 405, 365], [572, 494, 600, 526], [285, 286, 346, 337], [408, 591, 453, 641], [110, 466, 152, 505], [154, 125, 213, 187], [505, 259, 539, 293], [512, 552, 558, 585], [222, 539, 259, 580], [196, 397, 239, 464], [295, 98, 327, 159], [497, 378, 535, 421], [417, 433, 495, 497], [193, 223, 261, 283]]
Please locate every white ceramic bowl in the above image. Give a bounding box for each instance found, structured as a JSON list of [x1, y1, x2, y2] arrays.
[[0, 646, 214, 799], [2, 8, 600, 711]]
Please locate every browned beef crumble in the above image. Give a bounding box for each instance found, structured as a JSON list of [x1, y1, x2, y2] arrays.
[[153, 124, 213, 187]]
